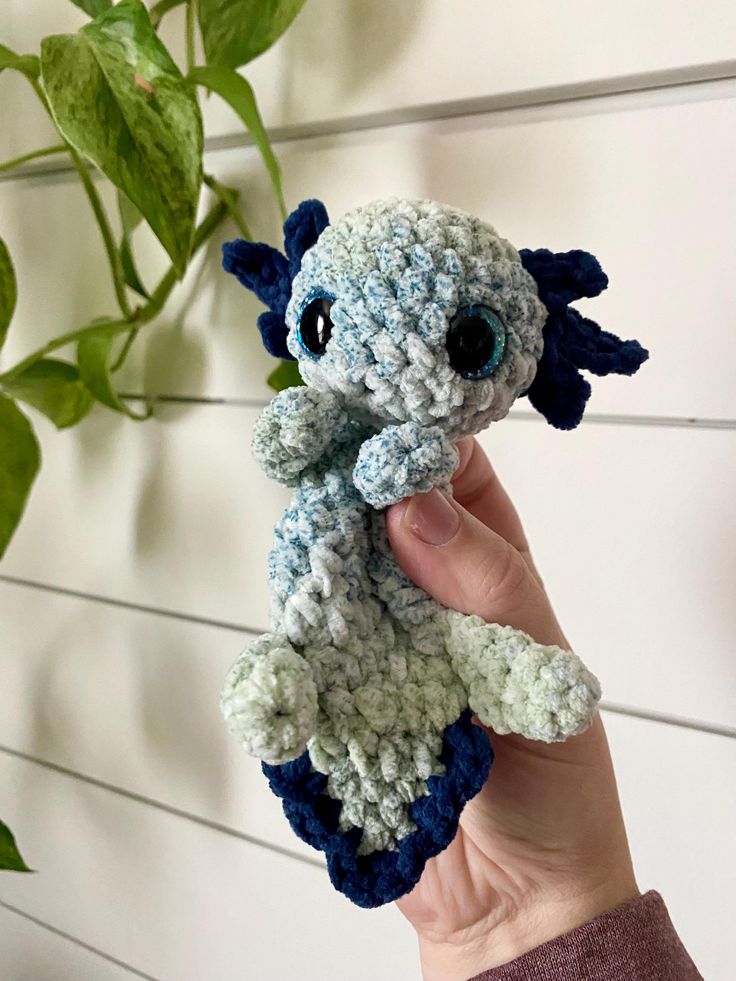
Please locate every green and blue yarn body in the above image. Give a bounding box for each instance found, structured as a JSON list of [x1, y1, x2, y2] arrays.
[[220, 198, 648, 907]]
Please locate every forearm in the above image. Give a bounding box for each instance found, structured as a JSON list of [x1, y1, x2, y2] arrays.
[[425, 891, 701, 981]]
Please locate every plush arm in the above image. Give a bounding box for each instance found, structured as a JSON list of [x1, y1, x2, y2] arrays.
[[445, 613, 601, 742], [220, 633, 319, 764], [252, 387, 348, 486], [353, 422, 459, 509]]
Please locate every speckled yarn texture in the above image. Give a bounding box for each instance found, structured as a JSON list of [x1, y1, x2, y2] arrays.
[[220, 199, 647, 908]]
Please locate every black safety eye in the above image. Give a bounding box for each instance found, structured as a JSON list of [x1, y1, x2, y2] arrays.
[[446, 305, 506, 379], [297, 293, 334, 358]]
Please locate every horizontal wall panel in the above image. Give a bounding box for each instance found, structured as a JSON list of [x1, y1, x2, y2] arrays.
[[200, 83, 736, 420], [602, 713, 735, 981], [477, 418, 736, 730], [0, 716, 732, 979], [0, 904, 140, 981], [0, 581, 312, 861], [3, 1, 736, 159], [0, 175, 121, 376], [0, 404, 286, 637], [0, 755, 419, 981], [3, 86, 735, 419], [238, 1, 736, 138], [2, 405, 735, 728]]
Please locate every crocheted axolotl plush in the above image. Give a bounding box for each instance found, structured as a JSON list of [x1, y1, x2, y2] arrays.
[[219, 198, 648, 908]]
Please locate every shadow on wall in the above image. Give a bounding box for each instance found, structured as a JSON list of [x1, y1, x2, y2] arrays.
[[414, 112, 591, 249], [275, 0, 429, 121], [23, 584, 247, 817], [138, 241, 212, 405], [0, 172, 119, 371], [120, 203, 277, 402], [124, 232, 215, 403]]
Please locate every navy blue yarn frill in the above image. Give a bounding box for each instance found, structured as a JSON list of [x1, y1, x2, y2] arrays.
[[221, 199, 330, 360], [520, 247, 649, 430], [262, 709, 493, 908]]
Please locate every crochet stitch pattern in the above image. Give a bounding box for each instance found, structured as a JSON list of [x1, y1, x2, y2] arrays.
[[220, 198, 648, 907]]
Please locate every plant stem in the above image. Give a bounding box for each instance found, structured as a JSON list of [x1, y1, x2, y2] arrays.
[[149, 0, 186, 29], [0, 144, 68, 176], [203, 174, 252, 239], [110, 327, 139, 373], [185, 0, 197, 73], [0, 201, 228, 384], [0, 318, 128, 382], [68, 149, 133, 319]]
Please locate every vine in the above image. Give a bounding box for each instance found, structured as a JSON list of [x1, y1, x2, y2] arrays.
[[0, 0, 306, 871]]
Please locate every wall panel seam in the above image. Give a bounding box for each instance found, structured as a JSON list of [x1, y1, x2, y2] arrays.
[[0, 574, 261, 636], [3, 61, 735, 186], [601, 702, 736, 740], [1, 573, 735, 739], [119, 395, 736, 430], [0, 709, 732, 895], [0, 742, 325, 871], [0, 899, 161, 981]]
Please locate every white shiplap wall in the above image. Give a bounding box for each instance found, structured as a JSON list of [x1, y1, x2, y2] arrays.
[[1, 3, 735, 980]]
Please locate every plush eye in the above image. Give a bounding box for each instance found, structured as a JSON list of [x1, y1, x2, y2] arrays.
[[298, 293, 334, 357], [446, 305, 506, 378]]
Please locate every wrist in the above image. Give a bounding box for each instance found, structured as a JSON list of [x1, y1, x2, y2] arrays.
[[417, 877, 640, 981]]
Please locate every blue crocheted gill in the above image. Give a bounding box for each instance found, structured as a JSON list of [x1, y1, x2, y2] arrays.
[[263, 709, 493, 908], [519, 248, 649, 429], [221, 199, 329, 360]]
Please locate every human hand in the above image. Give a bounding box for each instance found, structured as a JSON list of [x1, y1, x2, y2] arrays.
[[385, 437, 638, 980]]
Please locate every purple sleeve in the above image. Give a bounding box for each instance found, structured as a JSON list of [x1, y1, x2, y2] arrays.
[[469, 891, 702, 981]]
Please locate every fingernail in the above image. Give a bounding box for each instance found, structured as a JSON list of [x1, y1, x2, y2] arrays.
[[405, 489, 461, 546], [454, 437, 474, 478]]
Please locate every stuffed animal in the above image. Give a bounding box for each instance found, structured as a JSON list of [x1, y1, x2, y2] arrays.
[[220, 198, 648, 908]]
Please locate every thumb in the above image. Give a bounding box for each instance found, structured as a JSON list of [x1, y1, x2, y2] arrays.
[[385, 489, 567, 649]]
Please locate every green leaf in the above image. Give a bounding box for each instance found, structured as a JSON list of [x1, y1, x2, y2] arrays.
[[197, 0, 306, 70], [77, 322, 150, 419], [0, 395, 40, 559], [189, 66, 285, 217], [118, 189, 144, 236], [69, 0, 113, 17], [0, 237, 17, 350], [0, 819, 33, 873], [41, 0, 204, 275], [117, 191, 149, 299], [1, 359, 93, 429], [0, 43, 40, 81], [267, 359, 303, 392], [120, 240, 150, 298]]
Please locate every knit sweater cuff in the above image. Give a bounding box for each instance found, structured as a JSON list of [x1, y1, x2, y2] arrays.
[[468, 891, 702, 981]]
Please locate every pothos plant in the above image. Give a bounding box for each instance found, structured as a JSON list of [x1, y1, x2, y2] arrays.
[[0, 0, 306, 872]]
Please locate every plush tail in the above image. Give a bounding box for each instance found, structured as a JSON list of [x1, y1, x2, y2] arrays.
[[262, 709, 492, 908]]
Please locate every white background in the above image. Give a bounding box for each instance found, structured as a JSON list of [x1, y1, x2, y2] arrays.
[[1, 2, 735, 979]]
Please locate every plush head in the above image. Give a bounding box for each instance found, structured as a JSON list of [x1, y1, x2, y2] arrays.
[[223, 198, 648, 433]]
